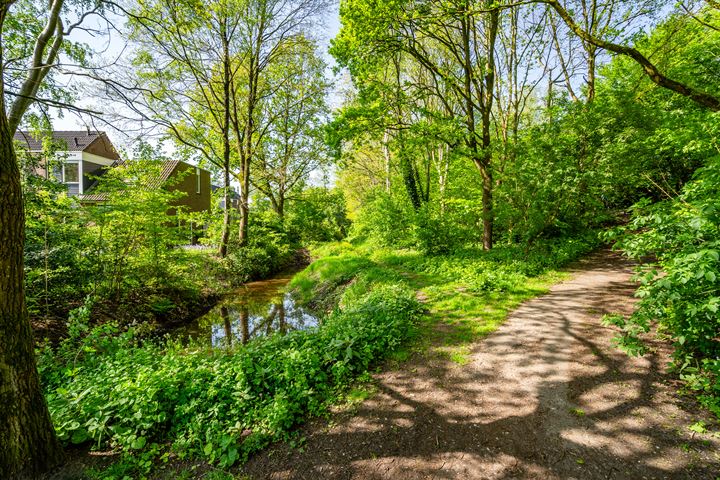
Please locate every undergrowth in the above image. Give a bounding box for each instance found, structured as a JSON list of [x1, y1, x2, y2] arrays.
[[39, 232, 600, 478], [38, 285, 422, 478], [606, 157, 720, 418], [292, 232, 602, 363]]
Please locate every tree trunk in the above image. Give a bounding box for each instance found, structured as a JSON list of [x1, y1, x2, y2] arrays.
[[382, 130, 391, 192], [461, 4, 495, 250], [585, 43, 596, 102], [0, 109, 64, 478], [219, 23, 232, 258], [220, 162, 231, 258], [481, 5, 499, 250], [277, 196, 284, 220], [238, 170, 249, 246]]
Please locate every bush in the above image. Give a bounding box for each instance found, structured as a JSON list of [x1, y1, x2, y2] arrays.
[[350, 191, 415, 247], [40, 284, 422, 470], [285, 187, 351, 243], [222, 224, 296, 286], [610, 156, 720, 416]]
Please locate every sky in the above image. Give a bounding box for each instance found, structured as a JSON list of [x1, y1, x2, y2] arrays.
[[54, 1, 343, 151]]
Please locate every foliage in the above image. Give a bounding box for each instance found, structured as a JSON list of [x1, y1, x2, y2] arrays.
[[23, 173, 92, 318], [285, 187, 351, 243], [86, 159, 188, 296], [609, 155, 720, 416], [252, 37, 332, 219], [292, 233, 601, 311], [221, 223, 296, 286], [291, 233, 599, 370], [349, 191, 415, 247], [22, 153, 224, 331], [39, 230, 596, 474], [39, 284, 422, 472]]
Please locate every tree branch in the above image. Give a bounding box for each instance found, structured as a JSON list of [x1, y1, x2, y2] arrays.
[[538, 0, 720, 111]]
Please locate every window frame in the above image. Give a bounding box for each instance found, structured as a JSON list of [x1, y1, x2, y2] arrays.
[[52, 160, 82, 193], [63, 162, 80, 183]]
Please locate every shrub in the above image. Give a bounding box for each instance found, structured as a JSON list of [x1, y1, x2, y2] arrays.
[[40, 284, 422, 470], [610, 156, 720, 417], [222, 224, 296, 286], [350, 191, 415, 247]]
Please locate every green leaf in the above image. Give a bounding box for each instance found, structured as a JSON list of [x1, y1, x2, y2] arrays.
[[131, 436, 147, 449]]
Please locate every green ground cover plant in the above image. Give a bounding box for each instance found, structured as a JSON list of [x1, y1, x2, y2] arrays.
[[38, 284, 422, 477], [38, 232, 599, 478], [291, 232, 601, 363]]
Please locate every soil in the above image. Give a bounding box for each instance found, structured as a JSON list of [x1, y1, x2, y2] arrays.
[[241, 250, 720, 479]]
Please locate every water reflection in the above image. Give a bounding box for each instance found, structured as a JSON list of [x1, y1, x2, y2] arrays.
[[183, 274, 319, 347]]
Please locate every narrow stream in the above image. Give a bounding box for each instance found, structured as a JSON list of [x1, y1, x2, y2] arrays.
[[180, 272, 320, 348]]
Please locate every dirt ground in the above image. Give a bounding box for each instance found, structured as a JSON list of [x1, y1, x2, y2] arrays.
[[241, 251, 720, 479]]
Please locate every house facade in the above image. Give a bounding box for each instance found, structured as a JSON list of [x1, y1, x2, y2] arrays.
[[15, 130, 211, 214], [162, 160, 212, 214], [15, 130, 120, 196]]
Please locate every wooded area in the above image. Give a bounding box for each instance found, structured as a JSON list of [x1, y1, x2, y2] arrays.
[[0, 0, 718, 478]]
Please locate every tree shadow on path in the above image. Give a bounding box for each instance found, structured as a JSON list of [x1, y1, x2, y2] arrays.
[[241, 252, 720, 480]]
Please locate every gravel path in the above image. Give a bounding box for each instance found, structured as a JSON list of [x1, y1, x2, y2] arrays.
[[242, 251, 720, 479]]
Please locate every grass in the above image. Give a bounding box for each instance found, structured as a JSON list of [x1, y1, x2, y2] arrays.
[[47, 233, 601, 479], [291, 234, 598, 365]]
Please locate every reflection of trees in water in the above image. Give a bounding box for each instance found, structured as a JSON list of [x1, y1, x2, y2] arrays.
[[279, 301, 286, 334], [220, 305, 252, 347], [240, 307, 249, 344], [221, 306, 232, 348], [205, 292, 317, 347]]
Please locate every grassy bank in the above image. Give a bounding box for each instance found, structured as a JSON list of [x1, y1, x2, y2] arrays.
[[291, 233, 601, 364], [39, 285, 422, 478], [40, 233, 600, 478]]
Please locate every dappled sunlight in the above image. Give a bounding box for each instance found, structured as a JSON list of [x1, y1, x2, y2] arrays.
[[243, 251, 720, 479]]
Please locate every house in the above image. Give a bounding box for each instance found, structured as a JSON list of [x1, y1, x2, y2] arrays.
[[14, 130, 120, 196], [158, 160, 212, 214], [15, 130, 211, 214]]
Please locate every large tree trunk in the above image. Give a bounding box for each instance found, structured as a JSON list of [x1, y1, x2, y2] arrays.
[[461, 5, 495, 250], [480, 4, 499, 251], [0, 110, 64, 478], [277, 195, 284, 220]]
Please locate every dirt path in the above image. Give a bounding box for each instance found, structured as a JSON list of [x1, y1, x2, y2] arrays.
[[241, 251, 720, 479]]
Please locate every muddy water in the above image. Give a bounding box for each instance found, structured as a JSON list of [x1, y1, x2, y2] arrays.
[[181, 272, 320, 347]]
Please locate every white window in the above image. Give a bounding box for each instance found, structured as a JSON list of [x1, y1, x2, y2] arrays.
[[52, 161, 81, 192], [196, 166, 201, 194]]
